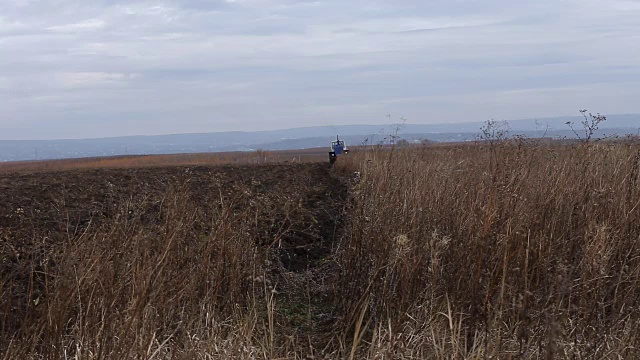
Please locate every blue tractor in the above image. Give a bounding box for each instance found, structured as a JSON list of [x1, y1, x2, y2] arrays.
[[329, 135, 349, 164]]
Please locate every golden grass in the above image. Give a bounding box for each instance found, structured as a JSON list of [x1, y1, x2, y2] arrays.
[[0, 148, 329, 174], [3, 140, 640, 358], [334, 140, 640, 358]]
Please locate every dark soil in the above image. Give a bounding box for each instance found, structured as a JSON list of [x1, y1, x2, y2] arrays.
[[0, 163, 348, 343]]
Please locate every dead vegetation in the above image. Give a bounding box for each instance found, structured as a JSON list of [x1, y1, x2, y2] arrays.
[[335, 141, 640, 358], [1, 163, 347, 359], [2, 140, 640, 358], [0, 148, 328, 174]]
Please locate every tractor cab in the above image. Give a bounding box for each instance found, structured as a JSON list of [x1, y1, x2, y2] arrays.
[[329, 136, 349, 164]]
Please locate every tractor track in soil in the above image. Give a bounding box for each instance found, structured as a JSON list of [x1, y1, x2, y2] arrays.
[[0, 162, 349, 351]]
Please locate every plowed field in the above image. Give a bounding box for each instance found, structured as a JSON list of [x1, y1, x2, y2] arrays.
[[1, 162, 348, 357]]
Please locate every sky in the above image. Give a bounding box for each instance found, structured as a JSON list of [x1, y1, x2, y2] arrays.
[[1, 0, 640, 139]]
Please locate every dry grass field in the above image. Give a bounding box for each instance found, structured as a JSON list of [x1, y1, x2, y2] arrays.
[[334, 140, 640, 358], [2, 140, 640, 358], [1, 162, 347, 359], [0, 148, 329, 174]]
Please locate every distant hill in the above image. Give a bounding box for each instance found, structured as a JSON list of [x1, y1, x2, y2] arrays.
[[1, 114, 638, 162]]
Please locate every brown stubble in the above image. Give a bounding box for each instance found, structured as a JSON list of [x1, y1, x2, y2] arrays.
[[334, 141, 640, 358]]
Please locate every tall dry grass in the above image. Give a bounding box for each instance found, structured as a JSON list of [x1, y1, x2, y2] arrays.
[[334, 141, 640, 358], [1, 182, 286, 359], [1, 162, 348, 359], [3, 141, 640, 359]]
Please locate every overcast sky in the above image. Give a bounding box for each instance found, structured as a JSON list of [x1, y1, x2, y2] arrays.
[[1, 0, 639, 139]]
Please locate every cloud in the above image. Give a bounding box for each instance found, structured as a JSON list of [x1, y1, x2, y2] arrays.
[[47, 19, 107, 33], [0, 0, 639, 139], [58, 72, 140, 88]]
